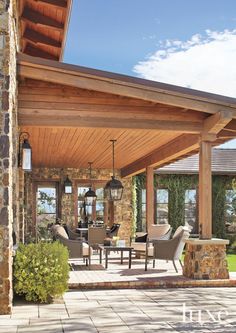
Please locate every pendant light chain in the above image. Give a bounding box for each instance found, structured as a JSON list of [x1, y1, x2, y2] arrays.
[[111, 139, 116, 178]]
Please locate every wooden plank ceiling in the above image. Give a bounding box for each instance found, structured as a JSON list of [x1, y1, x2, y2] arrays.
[[18, 54, 236, 176], [19, 0, 72, 60], [19, 79, 186, 169]]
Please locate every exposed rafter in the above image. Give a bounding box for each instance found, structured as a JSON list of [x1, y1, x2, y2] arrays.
[[21, 7, 64, 31], [203, 110, 232, 135], [121, 134, 200, 177], [23, 28, 61, 48], [24, 44, 58, 60], [34, 0, 67, 9]]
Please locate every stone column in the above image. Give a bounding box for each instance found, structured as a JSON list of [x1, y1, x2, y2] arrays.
[[0, 0, 19, 314], [183, 239, 229, 279]]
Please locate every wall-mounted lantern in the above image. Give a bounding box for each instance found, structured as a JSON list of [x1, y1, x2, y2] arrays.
[[64, 175, 73, 194], [18, 132, 32, 172]]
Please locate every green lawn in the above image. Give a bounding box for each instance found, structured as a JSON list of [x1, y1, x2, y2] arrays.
[[227, 254, 236, 272]]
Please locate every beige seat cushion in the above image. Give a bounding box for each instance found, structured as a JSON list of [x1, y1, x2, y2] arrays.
[[82, 242, 89, 256], [131, 242, 153, 256]]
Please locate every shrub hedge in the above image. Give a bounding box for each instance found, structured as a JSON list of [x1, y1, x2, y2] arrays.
[[13, 241, 69, 303]]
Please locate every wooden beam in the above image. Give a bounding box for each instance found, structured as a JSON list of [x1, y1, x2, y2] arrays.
[[146, 166, 154, 231], [218, 130, 236, 138], [23, 28, 61, 48], [18, 108, 204, 133], [21, 7, 64, 31], [18, 98, 206, 122], [203, 110, 232, 134], [17, 54, 236, 115], [199, 141, 212, 239], [34, 0, 67, 9], [121, 134, 199, 177], [24, 44, 58, 61]]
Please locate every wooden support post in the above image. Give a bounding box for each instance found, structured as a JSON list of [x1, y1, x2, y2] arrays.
[[199, 140, 212, 239], [146, 166, 154, 232]]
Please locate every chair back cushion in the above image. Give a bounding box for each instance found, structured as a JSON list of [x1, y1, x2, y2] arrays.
[[51, 224, 69, 239], [88, 226, 106, 245], [148, 224, 170, 240], [173, 226, 190, 259]]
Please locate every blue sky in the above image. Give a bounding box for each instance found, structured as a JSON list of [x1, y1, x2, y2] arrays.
[[64, 0, 236, 148]]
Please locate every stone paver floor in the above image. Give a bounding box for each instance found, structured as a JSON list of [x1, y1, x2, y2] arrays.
[[69, 252, 236, 288], [1, 287, 236, 332]]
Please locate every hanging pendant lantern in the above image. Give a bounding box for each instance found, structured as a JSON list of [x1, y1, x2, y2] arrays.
[[104, 140, 124, 201], [84, 162, 97, 206]]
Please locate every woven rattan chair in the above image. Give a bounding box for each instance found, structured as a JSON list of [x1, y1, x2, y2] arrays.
[[145, 225, 190, 272], [88, 225, 106, 249], [51, 225, 91, 266], [131, 224, 172, 257]]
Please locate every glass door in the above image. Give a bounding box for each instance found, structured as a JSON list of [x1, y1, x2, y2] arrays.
[[36, 182, 58, 241]]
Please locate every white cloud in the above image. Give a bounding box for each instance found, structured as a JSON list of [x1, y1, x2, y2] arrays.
[[133, 29, 236, 98], [133, 29, 236, 148]]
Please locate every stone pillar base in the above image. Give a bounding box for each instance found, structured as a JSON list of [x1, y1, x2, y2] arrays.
[[183, 239, 229, 280]]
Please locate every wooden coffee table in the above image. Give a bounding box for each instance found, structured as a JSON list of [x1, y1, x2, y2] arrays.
[[98, 245, 133, 269]]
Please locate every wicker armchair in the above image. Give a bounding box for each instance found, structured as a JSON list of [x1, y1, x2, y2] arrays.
[[51, 225, 91, 266], [88, 225, 106, 249], [131, 224, 172, 257], [145, 225, 190, 272]]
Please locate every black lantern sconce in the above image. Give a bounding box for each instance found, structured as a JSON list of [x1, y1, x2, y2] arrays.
[[64, 175, 73, 194], [104, 140, 124, 201], [18, 132, 32, 172], [84, 162, 97, 206]]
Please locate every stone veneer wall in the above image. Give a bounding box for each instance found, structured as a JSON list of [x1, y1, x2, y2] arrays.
[[0, 0, 19, 314], [183, 243, 229, 280], [24, 168, 133, 243]]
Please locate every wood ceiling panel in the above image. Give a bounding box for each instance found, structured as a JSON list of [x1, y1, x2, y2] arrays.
[[20, 0, 71, 60], [21, 126, 180, 169]]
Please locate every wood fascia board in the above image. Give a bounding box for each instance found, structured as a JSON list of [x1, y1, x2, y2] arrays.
[[203, 110, 233, 134], [18, 113, 203, 133], [60, 0, 73, 61], [21, 7, 64, 31], [23, 28, 61, 48], [121, 134, 200, 177], [17, 54, 236, 115]]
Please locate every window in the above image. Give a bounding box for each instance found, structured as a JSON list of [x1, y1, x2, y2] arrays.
[[36, 183, 58, 240], [185, 189, 197, 232], [78, 186, 92, 222], [225, 189, 236, 226], [140, 189, 146, 231], [96, 187, 105, 223], [77, 182, 109, 225], [156, 189, 168, 224]]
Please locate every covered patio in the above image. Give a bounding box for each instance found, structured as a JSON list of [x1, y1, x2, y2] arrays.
[[17, 52, 236, 281]]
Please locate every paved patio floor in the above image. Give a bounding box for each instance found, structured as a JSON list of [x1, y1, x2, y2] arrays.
[[1, 287, 236, 332], [69, 252, 236, 289]]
